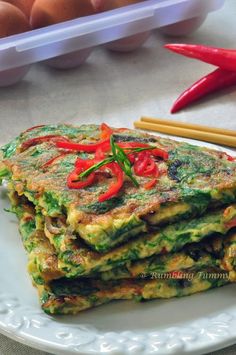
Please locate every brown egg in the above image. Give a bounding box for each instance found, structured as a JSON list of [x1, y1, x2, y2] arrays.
[[97, 0, 150, 52], [2, 0, 35, 18], [31, 0, 96, 29], [0, 2, 30, 38]]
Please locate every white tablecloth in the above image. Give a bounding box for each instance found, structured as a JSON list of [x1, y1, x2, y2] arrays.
[[0, 0, 235, 354]]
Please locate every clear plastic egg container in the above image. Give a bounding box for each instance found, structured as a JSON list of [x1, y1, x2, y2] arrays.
[[0, 0, 225, 86]]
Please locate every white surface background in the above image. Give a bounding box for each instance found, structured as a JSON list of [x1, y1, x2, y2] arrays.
[[0, 0, 235, 354]]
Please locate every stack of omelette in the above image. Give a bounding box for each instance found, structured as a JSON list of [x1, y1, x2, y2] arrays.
[[0, 124, 236, 315]]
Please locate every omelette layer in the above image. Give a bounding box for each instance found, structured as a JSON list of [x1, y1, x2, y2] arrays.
[[15, 196, 236, 285], [34, 203, 236, 279], [39, 268, 229, 315], [16, 202, 231, 315], [1, 124, 236, 252], [18, 206, 234, 315]]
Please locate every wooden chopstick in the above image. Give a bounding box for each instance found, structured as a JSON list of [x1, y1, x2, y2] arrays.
[[134, 120, 236, 148], [141, 117, 236, 137]]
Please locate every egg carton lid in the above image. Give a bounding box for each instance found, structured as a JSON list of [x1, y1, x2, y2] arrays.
[[0, 0, 225, 72]]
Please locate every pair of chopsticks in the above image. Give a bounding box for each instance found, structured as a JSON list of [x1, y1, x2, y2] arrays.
[[134, 117, 236, 148]]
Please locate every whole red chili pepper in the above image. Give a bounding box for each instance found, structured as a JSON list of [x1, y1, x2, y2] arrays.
[[171, 68, 236, 113], [165, 44, 236, 72]]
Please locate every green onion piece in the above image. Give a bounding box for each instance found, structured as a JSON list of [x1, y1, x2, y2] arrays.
[[110, 136, 139, 187], [122, 146, 156, 152], [79, 157, 114, 179]]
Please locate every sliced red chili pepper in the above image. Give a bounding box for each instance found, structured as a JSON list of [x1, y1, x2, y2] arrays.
[[134, 151, 150, 176], [75, 158, 85, 168], [95, 148, 106, 161], [100, 123, 113, 140], [152, 148, 169, 160], [67, 159, 96, 189], [144, 178, 157, 190], [98, 162, 124, 202], [74, 158, 95, 170], [42, 152, 72, 169], [118, 142, 151, 149], [128, 153, 135, 164], [56, 139, 110, 153], [170, 68, 236, 113], [223, 153, 235, 162], [21, 135, 69, 151], [134, 151, 159, 177], [23, 125, 46, 134], [118, 142, 168, 160], [165, 44, 236, 72], [142, 160, 159, 177], [67, 170, 95, 189]]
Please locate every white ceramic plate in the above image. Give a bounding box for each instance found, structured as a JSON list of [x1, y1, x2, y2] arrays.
[[0, 137, 236, 355]]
